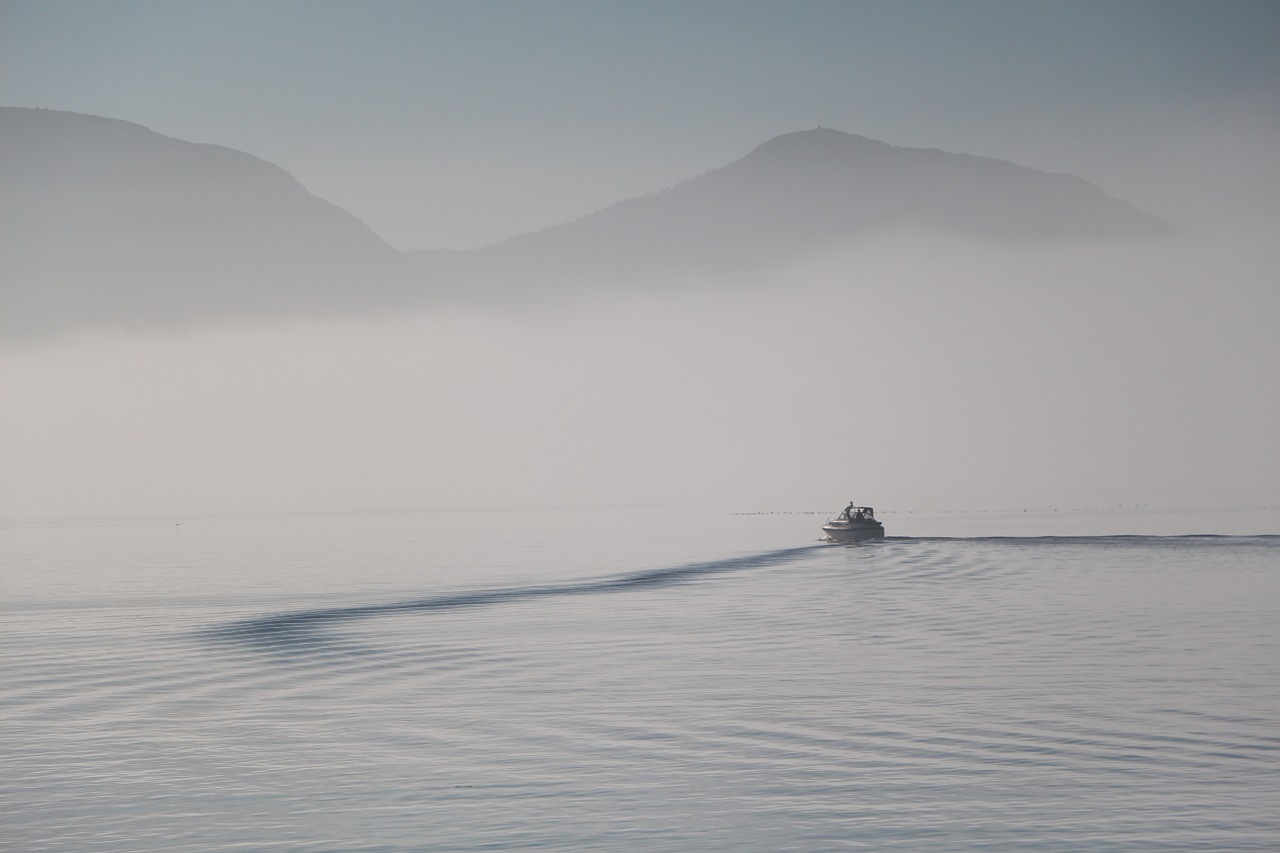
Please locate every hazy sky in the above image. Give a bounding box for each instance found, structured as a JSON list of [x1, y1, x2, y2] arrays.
[[3, 0, 1278, 248]]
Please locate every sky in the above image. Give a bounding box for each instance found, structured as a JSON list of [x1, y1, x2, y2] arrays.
[[2, 0, 1278, 249], [1, 1, 1277, 524]]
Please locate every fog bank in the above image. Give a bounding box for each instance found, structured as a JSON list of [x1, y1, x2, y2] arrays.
[[3, 230, 1274, 522]]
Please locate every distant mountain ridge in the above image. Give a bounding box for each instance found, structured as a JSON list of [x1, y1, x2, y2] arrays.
[[413, 127, 1174, 295], [1, 109, 1174, 339], [0, 107, 416, 339]]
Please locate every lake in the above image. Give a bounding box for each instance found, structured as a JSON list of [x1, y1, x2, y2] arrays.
[[4, 505, 1278, 851]]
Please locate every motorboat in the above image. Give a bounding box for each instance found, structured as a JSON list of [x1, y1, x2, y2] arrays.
[[821, 504, 884, 542]]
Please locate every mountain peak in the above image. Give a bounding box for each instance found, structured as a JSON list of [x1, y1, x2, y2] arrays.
[[417, 126, 1175, 297], [743, 127, 894, 162], [1, 106, 415, 340]]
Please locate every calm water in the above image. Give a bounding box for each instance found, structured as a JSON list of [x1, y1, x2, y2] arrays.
[[3, 507, 1278, 851]]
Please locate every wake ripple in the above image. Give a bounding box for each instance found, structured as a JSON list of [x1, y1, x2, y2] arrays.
[[205, 545, 823, 652]]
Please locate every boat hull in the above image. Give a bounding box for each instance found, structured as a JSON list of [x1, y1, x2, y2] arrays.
[[821, 522, 884, 543]]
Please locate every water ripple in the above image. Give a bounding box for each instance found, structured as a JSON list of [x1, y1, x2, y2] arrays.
[[205, 545, 824, 653]]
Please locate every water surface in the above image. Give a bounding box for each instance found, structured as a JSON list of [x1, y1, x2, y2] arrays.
[[4, 507, 1278, 851]]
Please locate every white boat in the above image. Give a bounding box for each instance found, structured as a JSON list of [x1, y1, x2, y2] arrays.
[[821, 504, 884, 542]]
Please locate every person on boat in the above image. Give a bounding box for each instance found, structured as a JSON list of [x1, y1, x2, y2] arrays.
[[842, 502, 855, 521]]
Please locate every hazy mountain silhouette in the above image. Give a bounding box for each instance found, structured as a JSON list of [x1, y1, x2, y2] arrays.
[[2, 110, 1174, 340], [1, 107, 416, 340], [414, 128, 1174, 297]]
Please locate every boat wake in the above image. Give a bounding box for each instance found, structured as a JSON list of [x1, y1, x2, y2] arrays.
[[203, 534, 1273, 656], [205, 545, 823, 653]]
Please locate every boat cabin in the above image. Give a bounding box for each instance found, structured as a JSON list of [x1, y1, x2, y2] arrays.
[[838, 505, 876, 523]]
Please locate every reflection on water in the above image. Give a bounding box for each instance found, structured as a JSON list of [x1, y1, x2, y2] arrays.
[[3, 509, 1278, 852]]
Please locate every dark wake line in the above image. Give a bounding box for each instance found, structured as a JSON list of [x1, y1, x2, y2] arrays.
[[201, 535, 1273, 653], [205, 545, 823, 652]]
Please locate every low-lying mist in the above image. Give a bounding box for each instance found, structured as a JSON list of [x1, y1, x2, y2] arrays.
[[2, 230, 1275, 521]]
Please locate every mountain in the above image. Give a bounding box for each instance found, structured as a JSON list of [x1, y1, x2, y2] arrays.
[[0, 107, 417, 340], [412, 128, 1174, 296], [2, 111, 1174, 340]]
